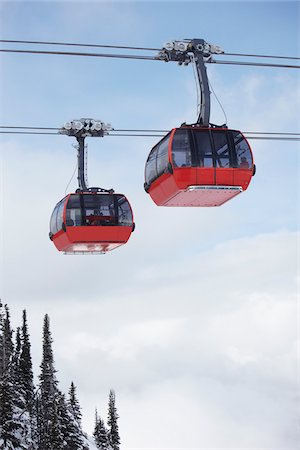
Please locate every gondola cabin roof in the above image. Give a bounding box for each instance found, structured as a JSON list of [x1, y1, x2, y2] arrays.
[[49, 191, 134, 254], [144, 126, 255, 207]]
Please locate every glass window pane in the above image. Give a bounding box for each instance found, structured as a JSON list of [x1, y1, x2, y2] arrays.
[[56, 200, 65, 231], [117, 195, 133, 226], [233, 132, 252, 168], [212, 132, 230, 168], [66, 194, 133, 227], [67, 195, 82, 226], [194, 131, 213, 167], [83, 194, 116, 217], [50, 205, 59, 234], [172, 130, 191, 168], [145, 147, 158, 184], [84, 194, 117, 225], [157, 137, 170, 177]]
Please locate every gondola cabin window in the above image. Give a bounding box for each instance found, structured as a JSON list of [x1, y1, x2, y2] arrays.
[[50, 198, 66, 235], [66, 194, 118, 226], [145, 134, 171, 185], [233, 131, 253, 169], [212, 131, 230, 168], [117, 196, 133, 226], [62, 194, 134, 227], [193, 131, 213, 167], [172, 129, 192, 168], [156, 136, 170, 177]]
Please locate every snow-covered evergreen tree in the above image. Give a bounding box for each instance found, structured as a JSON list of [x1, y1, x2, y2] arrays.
[[11, 326, 32, 449], [0, 304, 14, 373], [107, 390, 120, 450], [0, 304, 24, 449], [0, 304, 119, 450], [59, 391, 88, 450], [37, 314, 64, 450], [19, 310, 35, 411], [19, 310, 38, 449], [68, 382, 82, 427], [94, 410, 110, 450]]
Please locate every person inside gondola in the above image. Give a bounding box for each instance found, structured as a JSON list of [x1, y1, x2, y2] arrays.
[[239, 156, 249, 169], [86, 214, 99, 226]]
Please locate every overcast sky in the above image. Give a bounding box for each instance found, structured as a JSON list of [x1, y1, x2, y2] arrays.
[[0, 1, 299, 449]]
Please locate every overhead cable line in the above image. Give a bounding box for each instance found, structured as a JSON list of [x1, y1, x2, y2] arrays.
[[210, 59, 300, 69], [1, 39, 299, 61], [0, 126, 59, 130], [1, 126, 300, 136], [0, 48, 157, 61], [1, 48, 300, 69], [1, 130, 299, 141], [0, 131, 59, 135], [223, 52, 300, 60], [0, 39, 160, 52], [0, 126, 168, 133]]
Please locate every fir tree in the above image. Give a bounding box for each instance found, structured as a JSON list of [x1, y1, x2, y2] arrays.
[[0, 304, 14, 374], [18, 311, 37, 449], [68, 382, 82, 427], [12, 327, 23, 409], [58, 392, 87, 450], [19, 310, 35, 411], [11, 326, 31, 447], [37, 314, 64, 450], [0, 301, 4, 377], [107, 390, 120, 450], [94, 410, 109, 450], [0, 304, 23, 449], [12, 327, 21, 376]]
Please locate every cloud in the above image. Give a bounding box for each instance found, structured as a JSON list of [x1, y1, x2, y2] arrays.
[[8, 228, 294, 447]]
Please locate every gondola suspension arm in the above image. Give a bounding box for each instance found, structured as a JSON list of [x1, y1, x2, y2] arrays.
[[59, 118, 113, 192], [156, 39, 224, 127]]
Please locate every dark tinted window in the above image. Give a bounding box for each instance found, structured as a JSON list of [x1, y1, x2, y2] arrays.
[[56, 201, 65, 231], [50, 198, 67, 234], [212, 132, 230, 168], [233, 132, 253, 169], [145, 134, 171, 185], [66, 195, 83, 226], [50, 205, 59, 235], [156, 136, 170, 177], [66, 194, 132, 227], [84, 194, 116, 218], [145, 147, 158, 185], [117, 195, 133, 226], [172, 129, 192, 168], [194, 131, 213, 167]]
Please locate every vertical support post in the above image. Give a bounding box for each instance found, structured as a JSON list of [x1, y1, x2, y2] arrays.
[[76, 136, 88, 191], [194, 52, 211, 126]]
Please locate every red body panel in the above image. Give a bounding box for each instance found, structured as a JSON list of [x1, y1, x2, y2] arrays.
[[196, 167, 215, 185], [52, 226, 132, 254], [233, 169, 252, 191], [149, 167, 252, 206]]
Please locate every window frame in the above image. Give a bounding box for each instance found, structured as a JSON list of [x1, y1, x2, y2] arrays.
[[145, 131, 172, 185]]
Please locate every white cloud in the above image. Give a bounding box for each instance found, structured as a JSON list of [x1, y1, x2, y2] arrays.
[[9, 228, 294, 447]]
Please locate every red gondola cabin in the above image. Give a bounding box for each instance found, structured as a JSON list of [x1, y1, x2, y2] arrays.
[[49, 192, 135, 254], [144, 126, 255, 207]]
